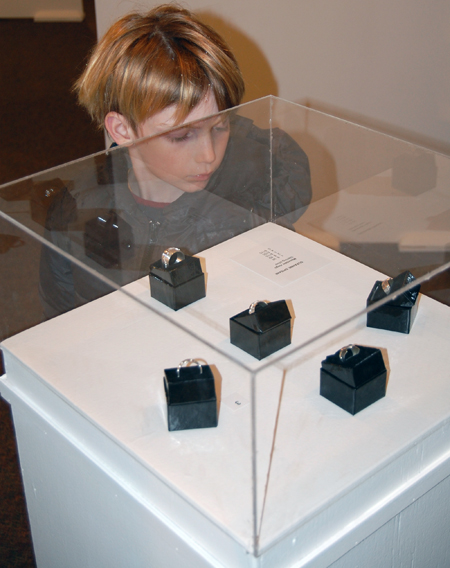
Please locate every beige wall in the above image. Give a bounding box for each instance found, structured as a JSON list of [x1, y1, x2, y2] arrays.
[[0, 0, 84, 20], [95, 0, 450, 154]]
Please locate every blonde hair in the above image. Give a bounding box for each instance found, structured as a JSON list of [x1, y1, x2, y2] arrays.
[[75, 4, 245, 132]]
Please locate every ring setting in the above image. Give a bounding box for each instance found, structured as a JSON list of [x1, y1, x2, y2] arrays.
[[177, 358, 202, 376], [381, 278, 393, 295], [162, 247, 185, 269], [249, 300, 269, 314], [338, 344, 360, 362]]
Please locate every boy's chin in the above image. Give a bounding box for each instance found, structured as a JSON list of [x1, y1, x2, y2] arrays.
[[179, 181, 209, 193]]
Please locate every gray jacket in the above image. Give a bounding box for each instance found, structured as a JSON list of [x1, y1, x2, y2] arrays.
[[40, 115, 311, 318]]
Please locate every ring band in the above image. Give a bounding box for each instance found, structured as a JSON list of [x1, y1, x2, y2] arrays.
[[177, 358, 202, 376], [381, 278, 393, 294], [339, 344, 360, 362], [162, 247, 185, 269], [249, 300, 269, 314]]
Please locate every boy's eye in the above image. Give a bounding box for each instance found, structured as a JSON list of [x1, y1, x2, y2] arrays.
[[166, 129, 192, 142], [213, 120, 230, 133]]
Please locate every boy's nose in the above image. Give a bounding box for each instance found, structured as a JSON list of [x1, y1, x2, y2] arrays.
[[195, 134, 216, 164]]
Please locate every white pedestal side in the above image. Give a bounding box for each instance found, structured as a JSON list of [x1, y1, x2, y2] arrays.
[[2, 223, 450, 567]]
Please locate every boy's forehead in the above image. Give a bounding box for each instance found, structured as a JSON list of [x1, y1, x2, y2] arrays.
[[149, 92, 221, 132]]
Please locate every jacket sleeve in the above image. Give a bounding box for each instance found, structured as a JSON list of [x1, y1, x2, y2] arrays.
[[272, 127, 312, 222], [39, 229, 77, 319], [207, 115, 312, 224], [39, 186, 78, 319], [248, 122, 312, 223]]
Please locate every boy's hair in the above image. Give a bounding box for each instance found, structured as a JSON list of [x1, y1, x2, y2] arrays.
[[74, 4, 245, 132]]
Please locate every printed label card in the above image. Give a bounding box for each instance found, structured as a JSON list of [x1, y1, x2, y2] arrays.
[[232, 236, 331, 286]]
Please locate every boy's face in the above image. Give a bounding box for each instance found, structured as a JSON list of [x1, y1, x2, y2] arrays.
[[130, 94, 230, 194]]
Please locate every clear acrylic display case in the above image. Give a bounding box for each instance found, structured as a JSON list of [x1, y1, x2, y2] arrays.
[[1, 96, 450, 567]]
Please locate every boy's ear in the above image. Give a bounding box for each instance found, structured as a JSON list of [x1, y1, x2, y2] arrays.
[[104, 112, 135, 145]]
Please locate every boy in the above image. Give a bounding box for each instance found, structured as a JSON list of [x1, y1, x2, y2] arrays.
[[40, 5, 311, 318]]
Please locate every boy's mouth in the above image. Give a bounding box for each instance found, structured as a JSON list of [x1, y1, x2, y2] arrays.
[[190, 171, 213, 182]]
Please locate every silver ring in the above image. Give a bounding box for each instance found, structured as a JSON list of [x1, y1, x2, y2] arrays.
[[162, 247, 185, 269], [381, 278, 393, 294], [249, 300, 269, 314], [177, 358, 202, 376], [339, 344, 360, 362]]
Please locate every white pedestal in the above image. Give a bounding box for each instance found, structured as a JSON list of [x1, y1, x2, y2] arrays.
[[2, 223, 450, 567]]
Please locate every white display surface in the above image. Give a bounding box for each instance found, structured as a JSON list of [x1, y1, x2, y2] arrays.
[[2, 223, 450, 567]]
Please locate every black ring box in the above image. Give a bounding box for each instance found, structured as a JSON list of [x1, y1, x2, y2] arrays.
[[164, 364, 218, 431], [320, 345, 387, 415], [229, 300, 291, 360], [366, 271, 420, 334], [84, 210, 134, 268], [149, 255, 206, 311]]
